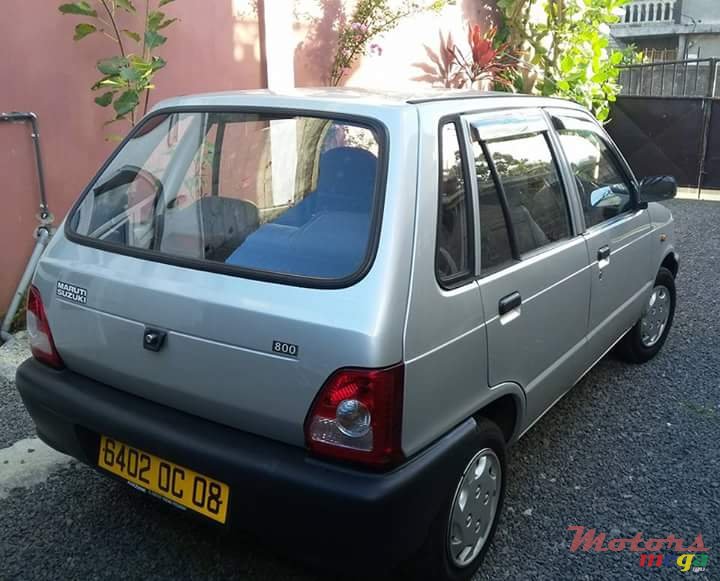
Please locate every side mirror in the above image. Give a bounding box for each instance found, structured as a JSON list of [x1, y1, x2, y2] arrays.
[[638, 175, 677, 203]]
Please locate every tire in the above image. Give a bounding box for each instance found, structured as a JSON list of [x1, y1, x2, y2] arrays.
[[617, 266, 676, 364], [399, 418, 506, 581]]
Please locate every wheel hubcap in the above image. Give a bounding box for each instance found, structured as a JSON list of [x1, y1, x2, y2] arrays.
[[447, 448, 501, 568], [640, 284, 671, 347]]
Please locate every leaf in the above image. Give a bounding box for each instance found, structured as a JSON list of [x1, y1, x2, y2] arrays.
[[150, 56, 167, 71], [94, 92, 115, 107], [147, 10, 165, 31], [157, 18, 178, 30], [97, 56, 128, 75], [113, 90, 140, 117], [59, 2, 97, 16], [144, 30, 167, 50], [158, 0, 175, 5], [116, 0, 136, 12], [122, 29, 141, 42], [120, 66, 142, 82], [73, 23, 96, 40]]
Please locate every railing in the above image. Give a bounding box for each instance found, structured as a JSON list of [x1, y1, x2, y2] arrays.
[[618, 58, 720, 98], [619, 0, 676, 24]]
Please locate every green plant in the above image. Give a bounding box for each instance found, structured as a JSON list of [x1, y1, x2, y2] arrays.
[[329, 0, 448, 86], [59, 0, 178, 128], [497, 0, 634, 122]]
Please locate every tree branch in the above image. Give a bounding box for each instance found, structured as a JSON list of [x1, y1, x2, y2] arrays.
[[99, 0, 126, 57]]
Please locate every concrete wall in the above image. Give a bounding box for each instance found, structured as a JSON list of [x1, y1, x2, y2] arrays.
[[0, 0, 497, 314], [682, 0, 720, 25]]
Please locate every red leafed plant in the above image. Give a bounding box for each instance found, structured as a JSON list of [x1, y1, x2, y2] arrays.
[[413, 25, 517, 90]]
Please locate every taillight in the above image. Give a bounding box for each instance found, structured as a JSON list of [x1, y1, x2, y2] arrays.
[[27, 285, 64, 369], [304, 364, 404, 468]]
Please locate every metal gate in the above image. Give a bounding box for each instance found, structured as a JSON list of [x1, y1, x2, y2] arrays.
[[606, 58, 720, 190]]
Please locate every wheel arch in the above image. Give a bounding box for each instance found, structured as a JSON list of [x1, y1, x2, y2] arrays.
[[661, 251, 679, 278], [472, 384, 526, 444]]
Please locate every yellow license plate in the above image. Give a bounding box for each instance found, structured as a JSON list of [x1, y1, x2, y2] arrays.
[[98, 436, 230, 524]]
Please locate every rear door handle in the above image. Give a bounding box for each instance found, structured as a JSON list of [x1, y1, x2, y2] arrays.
[[597, 245, 611, 262], [499, 291, 522, 316]]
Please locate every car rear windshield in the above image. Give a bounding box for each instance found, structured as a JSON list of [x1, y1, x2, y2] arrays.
[[69, 111, 384, 283]]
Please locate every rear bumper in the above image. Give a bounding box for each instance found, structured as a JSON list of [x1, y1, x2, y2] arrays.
[[16, 358, 477, 572]]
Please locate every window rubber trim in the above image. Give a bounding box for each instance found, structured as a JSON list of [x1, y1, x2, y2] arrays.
[[64, 105, 391, 290]]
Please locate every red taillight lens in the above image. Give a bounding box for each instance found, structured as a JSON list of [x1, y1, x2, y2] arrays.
[[304, 364, 404, 468], [27, 285, 64, 369]]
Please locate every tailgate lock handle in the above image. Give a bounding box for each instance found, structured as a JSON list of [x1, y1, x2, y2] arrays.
[[143, 328, 167, 352]]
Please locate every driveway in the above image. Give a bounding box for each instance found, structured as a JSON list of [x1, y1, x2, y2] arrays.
[[0, 198, 717, 580]]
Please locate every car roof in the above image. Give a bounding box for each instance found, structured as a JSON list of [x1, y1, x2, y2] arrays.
[[152, 87, 583, 114]]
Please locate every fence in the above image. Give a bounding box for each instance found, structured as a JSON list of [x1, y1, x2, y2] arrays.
[[607, 58, 720, 192], [618, 58, 720, 98]]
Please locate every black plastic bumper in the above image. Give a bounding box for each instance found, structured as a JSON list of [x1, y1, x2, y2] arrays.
[[16, 358, 478, 572]]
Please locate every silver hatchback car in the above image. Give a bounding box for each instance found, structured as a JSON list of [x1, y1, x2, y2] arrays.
[[17, 89, 678, 580]]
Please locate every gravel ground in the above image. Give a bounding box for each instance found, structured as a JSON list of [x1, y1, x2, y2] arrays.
[[1, 199, 717, 580]]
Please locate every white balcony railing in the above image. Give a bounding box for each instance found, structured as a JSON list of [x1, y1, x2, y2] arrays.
[[621, 0, 676, 24]]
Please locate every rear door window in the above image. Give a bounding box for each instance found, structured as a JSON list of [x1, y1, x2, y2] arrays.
[[69, 111, 384, 284], [484, 133, 571, 255]]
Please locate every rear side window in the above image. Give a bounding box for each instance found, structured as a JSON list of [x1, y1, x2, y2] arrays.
[[436, 122, 473, 285], [553, 115, 634, 228], [69, 111, 383, 283], [485, 133, 571, 255]]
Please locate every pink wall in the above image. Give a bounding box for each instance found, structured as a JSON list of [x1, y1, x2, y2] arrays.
[[0, 0, 497, 314], [0, 1, 262, 311]]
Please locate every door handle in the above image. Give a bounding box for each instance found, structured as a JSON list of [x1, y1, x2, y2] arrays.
[[499, 291, 522, 316], [597, 245, 611, 262]]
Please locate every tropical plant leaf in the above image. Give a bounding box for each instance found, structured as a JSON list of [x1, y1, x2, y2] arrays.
[[97, 56, 129, 75], [144, 30, 167, 50], [59, 2, 97, 17], [113, 90, 140, 117], [158, 0, 175, 5], [73, 23, 97, 40], [94, 92, 115, 107], [122, 29, 141, 42], [116, 0, 137, 12]]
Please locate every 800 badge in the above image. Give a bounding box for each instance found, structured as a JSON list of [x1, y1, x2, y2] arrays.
[[272, 340, 299, 357]]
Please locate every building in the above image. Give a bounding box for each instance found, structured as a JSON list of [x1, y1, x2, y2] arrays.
[[611, 0, 720, 61]]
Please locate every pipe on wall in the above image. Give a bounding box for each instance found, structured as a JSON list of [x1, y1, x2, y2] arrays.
[[0, 112, 54, 342]]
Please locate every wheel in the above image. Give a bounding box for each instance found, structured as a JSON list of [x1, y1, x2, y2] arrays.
[[400, 418, 506, 581], [617, 266, 676, 363]]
